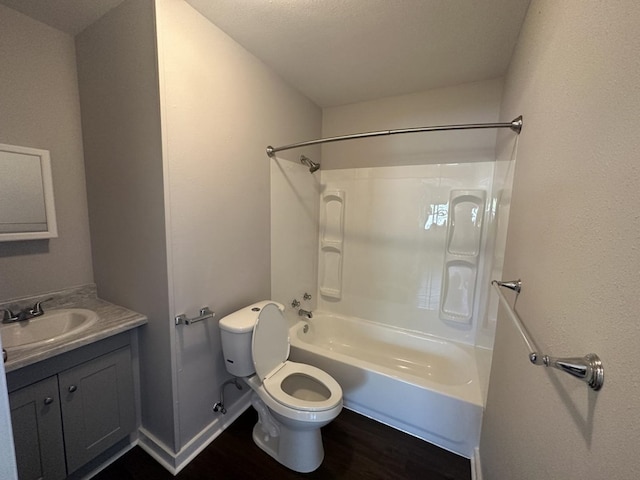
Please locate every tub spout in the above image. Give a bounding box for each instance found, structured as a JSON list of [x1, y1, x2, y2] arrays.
[[298, 309, 313, 319]]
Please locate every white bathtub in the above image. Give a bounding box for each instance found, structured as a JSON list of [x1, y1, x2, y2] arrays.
[[289, 312, 491, 458]]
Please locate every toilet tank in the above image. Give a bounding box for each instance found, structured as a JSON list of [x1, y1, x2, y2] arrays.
[[219, 301, 284, 377]]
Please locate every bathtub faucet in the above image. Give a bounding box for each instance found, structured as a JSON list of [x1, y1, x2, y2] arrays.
[[298, 309, 313, 319]]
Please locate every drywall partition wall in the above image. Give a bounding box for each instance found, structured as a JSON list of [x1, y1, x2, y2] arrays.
[[480, 1, 640, 479], [0, 5, 93, 299], [155, 0, 322, 450], [321, 78, 503, 170], [76, 0, 175, 451]]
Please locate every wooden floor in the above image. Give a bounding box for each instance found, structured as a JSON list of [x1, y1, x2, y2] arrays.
[[93, 408, 471, 480]]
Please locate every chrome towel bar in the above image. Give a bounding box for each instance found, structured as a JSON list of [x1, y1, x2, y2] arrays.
[[492, 280, 604, 391], [175, 306, 215, 326]]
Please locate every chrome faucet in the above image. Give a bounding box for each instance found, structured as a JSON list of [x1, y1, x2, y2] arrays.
[[1, 308, 18, 323], [1, 298, 52, 323], [298, 309, 313, 319]]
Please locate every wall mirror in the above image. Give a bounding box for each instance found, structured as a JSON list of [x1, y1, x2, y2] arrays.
[[0, 143, 58, 241]]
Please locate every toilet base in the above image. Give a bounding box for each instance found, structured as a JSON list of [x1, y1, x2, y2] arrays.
[[252, 419, 325, 473]]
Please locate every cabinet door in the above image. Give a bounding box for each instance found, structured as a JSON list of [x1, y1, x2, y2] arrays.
[[58, 347, 135, 474], [9, 376, 66, 480]]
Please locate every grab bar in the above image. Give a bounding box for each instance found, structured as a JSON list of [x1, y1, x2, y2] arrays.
[[492, 280, 604, 391]]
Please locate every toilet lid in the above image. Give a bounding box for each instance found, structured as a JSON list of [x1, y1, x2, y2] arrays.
[[252, 302, 290, 380]]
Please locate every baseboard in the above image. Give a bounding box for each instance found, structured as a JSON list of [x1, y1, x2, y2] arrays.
[[137, 428, 179, 475], [73, 435, 138, 480], [138, 391, 252, 475], [471, 447, 483, 480]]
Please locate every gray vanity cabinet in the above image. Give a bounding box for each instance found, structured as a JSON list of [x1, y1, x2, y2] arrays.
[[7, 336, 137, 479], [59, 346, 136, 474], [9, 376, 66, 480]]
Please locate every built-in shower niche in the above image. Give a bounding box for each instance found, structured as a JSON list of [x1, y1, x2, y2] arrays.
[[319, 190, 344, 299], [440, 190, 486, 324]]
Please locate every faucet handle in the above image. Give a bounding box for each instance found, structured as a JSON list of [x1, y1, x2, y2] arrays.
[[31, 297, 53, 316], [1, 308, 17, 323]]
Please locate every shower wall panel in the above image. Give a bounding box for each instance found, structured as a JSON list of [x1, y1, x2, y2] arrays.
[[271, 156, 321, 323], [318, 163, 497, 345]]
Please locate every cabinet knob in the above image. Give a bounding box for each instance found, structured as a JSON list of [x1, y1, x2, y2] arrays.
[[44, 397, 54, 405], [68, 385, 77, 393]]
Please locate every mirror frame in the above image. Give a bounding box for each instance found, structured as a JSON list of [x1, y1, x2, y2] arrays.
[[0, 143, 58, 242]]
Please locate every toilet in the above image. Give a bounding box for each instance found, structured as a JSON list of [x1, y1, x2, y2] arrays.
[[219, 301, 343, 473]]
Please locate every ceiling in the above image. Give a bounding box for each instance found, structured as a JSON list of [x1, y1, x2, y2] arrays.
[[0, 0, 125, 36], [1, 0, 531, 107]]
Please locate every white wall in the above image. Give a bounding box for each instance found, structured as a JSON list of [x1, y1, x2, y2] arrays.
[[0, 5, 93, 300], [155, 0, 321, 449], [76, 0, 176, 451], [480, 1, 640, 478]]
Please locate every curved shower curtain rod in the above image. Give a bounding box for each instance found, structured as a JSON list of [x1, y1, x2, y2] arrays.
[[266, 115, 523, 158]]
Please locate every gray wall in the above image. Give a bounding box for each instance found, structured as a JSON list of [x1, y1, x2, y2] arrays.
[[0, 5, 93, 300], [155, 0, 322, 449], [75, 0, 176, 450], [480, 1, 640, 478], [76, 0, 322, 456]]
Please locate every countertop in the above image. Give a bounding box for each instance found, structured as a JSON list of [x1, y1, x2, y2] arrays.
[[1, 285, 147, 373]]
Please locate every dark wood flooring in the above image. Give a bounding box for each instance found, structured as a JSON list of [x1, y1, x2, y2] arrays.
[[93, 408, 471, 480]]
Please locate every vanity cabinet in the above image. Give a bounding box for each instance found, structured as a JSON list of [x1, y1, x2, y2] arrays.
[[8, 337, 136, 479], [9, 376, 66, 480], [60, 346, 135, 473]]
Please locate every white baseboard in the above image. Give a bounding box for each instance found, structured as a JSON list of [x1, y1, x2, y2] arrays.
[[471, 446, 483, 480], [77, 438, 138, 480], [138, 391, 252, 475]]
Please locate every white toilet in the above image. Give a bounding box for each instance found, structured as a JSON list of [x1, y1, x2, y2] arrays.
[[219, 300, 343, 473]]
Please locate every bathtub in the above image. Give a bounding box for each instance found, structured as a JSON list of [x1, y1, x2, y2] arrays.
[[289, 312, 491, 458]]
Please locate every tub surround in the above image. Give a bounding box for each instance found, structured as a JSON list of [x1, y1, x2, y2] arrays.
[[316, 163, 499, 347], [1, 284, 147, 372]]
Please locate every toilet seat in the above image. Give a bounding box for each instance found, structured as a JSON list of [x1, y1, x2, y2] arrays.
[[252, 303, 342, 413], [263, 361, 342, 412]]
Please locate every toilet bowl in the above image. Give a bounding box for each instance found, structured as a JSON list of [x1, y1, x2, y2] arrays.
[[219, 301, 343, 473]]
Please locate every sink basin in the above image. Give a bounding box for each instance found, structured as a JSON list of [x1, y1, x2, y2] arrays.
[[0, 308, 98, 351]]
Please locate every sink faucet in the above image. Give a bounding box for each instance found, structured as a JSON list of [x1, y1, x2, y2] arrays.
[[1, 298, 52, 323], [298, 309, 313, 319]]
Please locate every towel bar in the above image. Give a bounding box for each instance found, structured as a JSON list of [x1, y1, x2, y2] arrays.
[[492, 280, 604, 391], [175, 306, 215, 326]]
